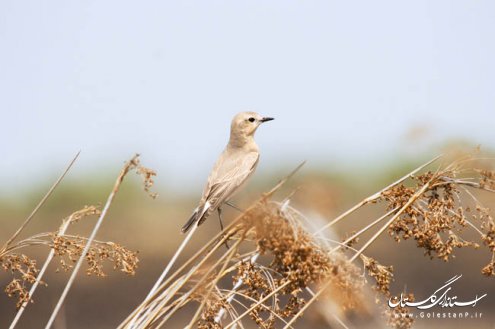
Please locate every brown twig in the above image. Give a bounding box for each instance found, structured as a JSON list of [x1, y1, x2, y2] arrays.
[[1, 151, 80, 254], [44, 154, 140, 329]]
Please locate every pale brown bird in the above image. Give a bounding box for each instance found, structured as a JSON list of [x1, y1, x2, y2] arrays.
[[181, 112, 274, 233]]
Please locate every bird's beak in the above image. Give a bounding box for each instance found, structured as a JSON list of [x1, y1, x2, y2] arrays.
[[260, 117, 274, 123]]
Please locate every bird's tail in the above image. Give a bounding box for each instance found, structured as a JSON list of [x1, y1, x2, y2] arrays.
[[181, 210, 198, 233], [181, 202, 211, 233]]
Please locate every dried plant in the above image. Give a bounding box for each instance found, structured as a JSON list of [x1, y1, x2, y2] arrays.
[[1, 153, 156, 329], [2, 254, 39, 308], [52, 235, 139, 276], [360, 254, 393, 298], [119, 197, 367, 329], [120, 151, 494, 329], [2, 149, 493, 328], [377, 157, 495, 274]]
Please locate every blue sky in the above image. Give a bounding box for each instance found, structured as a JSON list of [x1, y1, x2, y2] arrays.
[[1, 1, 494, 193]]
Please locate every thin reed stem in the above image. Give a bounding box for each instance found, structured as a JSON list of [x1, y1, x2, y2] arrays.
[[185, 237, 242, 328], [125, 231, 236, 329], [149, 222, 198, 299], [145, 234, 243, 328], [9, 218, 73, 329], [282, 280, 331, 329], [223, 281, 291, 329], [120, 227, 238, 328], [315, 155, 442, 234], [330, 207, 398, 254], [44, 154, 139, 329], [1, 151, 80, 254]]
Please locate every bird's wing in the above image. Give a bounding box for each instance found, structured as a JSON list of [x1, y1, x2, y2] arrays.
[[197, 151, 259, 224], [207, 151, 259, 203]]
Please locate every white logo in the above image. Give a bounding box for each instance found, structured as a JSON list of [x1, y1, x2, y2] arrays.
[[388, 275, 487, 310]]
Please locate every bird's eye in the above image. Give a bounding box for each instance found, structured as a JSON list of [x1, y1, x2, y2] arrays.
[[248, 117, 255, 123]]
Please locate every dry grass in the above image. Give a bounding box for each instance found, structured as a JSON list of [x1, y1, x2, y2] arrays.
[[1, 150, 494, 328], [0, 153, 156, 329], [118, 151, 495, 329]]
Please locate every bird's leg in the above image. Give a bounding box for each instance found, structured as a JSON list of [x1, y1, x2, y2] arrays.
[[218, 207, 230, 249], [225, 200, 244, 212], [218, 207, 225, 231]]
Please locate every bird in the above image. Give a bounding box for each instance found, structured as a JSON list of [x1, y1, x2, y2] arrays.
[[181, 111, 274, 233]]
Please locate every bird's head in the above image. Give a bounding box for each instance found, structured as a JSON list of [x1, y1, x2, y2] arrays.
[[230, 112, 274, 141]]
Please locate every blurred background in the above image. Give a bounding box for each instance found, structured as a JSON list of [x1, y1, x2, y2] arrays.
[[1, 0, 494, 328]]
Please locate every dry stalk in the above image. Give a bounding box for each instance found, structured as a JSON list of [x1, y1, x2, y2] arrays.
[[185, 237, 242, 328], [2, 153, 155, 329], [120, 225, 239, 329], [44, 154, 156, 329], [315, 155, 442, 234], [1, 151, 80, 255], [149, 235, 241, 327], [8, 206, 98, 329]]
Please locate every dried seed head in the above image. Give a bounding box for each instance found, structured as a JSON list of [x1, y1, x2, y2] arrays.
[[65, 205, 101, 225], [477, 169, 495, 191], [481, 215, 495, 276], [1, 254, 41, 308], [242, 202, 333, 292], [383, 170, 484, 262], [361, 255, 393, 298], [51, 236, 139, 276]]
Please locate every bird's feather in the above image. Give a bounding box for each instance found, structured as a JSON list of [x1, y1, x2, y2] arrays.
[[196, 151, 259, 227], [180, 208, 198, 233]]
